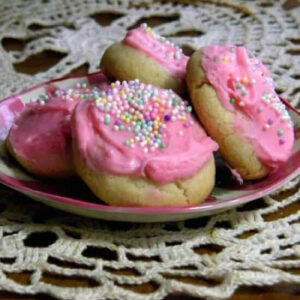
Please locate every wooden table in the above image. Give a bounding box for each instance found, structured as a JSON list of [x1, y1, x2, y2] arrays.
[[0, 0, 299, 299]]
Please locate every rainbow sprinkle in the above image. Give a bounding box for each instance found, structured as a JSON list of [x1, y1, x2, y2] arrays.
[[29, 80, 195, 154], [93, 79, 193, 153], [140, 23, 184, 62]]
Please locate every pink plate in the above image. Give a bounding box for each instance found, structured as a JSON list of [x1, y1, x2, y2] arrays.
[[0, 72, 299, 222]]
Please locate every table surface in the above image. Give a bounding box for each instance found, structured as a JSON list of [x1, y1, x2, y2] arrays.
[[0, 0, 299, 299]]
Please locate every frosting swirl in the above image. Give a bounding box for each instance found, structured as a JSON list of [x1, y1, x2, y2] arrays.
[[202, 44, 294, 168], [124, 24, 188, 78], [72, 80, 218, 183], [8, 75, 110, 176]]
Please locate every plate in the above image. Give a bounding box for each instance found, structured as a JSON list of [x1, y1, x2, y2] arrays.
[[0, 72, 299, 222]]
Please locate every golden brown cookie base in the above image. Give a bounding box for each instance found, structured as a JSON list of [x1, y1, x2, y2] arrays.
[[100, 42, 184, 94], [73, 139, 216, 207], [186, 50, 270, 180]]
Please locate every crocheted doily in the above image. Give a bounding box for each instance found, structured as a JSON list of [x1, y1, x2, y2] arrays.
[[0, 0, 299, 299]]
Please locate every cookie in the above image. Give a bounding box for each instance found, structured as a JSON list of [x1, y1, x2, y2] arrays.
[[100, 24, 188, 94], [186, 45, 294, 180], [72, 80, 218, 206], [7, 74, 110, 178]]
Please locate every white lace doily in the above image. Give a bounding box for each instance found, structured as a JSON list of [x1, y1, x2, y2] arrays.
[[0, 0, 299, 299]]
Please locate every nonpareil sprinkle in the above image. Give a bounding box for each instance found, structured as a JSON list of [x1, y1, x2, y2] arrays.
[[92, 80, 195, 153]]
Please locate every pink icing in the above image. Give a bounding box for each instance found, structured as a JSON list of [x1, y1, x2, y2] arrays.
[[72, 80, 218, 183], [202, 44, 294, 169], [124, 24, 188, 78], [9, 77, 110, 176], [9, 96, 78, 176]]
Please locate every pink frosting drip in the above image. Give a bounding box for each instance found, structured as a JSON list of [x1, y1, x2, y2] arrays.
[[72, 80, 218, 183], [202, 44, 294, 169], [124, 24, 188, 78]]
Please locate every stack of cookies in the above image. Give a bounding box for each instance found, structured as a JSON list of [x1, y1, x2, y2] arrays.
[[5, 24, 294, 207]]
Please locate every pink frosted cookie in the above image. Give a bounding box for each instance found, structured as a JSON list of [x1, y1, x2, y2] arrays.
[[72, 80, 218, 207], [7, 77, 110, 178], [186, 44, 294, 180], [101, 24, 188, 94]]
